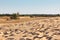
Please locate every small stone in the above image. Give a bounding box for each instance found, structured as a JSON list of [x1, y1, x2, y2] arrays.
[[15, 29, 18, 31], [19, 38, 25, 40], [33, 36, 39, 39], [23, 35, 27, 37], [46, 36, 52, 40], [9, 34, 14, 36], [34, 38, 40, 40], [6, 38, 15, 40], [4, 35, 8, 38], [4, 32, 8, 35], [28, 32, 39, 35], [26, 38, 31, 40]]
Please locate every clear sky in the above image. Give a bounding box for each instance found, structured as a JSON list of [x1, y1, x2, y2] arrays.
[[0, 0, 60, 14]]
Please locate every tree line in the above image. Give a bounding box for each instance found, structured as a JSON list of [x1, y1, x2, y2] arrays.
[[0, 13, 60, 19]]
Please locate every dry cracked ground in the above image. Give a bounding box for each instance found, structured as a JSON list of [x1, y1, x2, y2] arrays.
[[0, 16, 60, 40]]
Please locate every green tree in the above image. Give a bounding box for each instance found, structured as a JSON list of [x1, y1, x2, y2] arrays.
[[10, 12, 19, 19]]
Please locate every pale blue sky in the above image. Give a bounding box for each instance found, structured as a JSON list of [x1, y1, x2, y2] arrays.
[[0, 0, 60, 14]]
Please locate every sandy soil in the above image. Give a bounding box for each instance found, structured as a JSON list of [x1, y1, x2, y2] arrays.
[[0, 16, 60, 40]]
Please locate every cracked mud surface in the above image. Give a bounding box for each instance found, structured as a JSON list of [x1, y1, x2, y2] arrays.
[[0, 17, 60, 40]]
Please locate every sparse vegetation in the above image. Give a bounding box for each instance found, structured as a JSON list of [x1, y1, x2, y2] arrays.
[[0, 13, 60, 20], [10, 13, 19, 19]]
